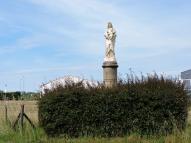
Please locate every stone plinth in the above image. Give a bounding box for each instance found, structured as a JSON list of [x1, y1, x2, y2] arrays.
[[102, 61, 118, 88]]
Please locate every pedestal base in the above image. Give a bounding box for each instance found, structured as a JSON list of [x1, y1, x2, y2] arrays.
[[102, 61, 118, 88]]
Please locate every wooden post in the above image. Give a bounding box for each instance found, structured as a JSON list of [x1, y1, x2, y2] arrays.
[[5, 105, 8, 122], [24, 114, 35, 129], [20, 104, 24, 129], [13, 104, 35, 130]]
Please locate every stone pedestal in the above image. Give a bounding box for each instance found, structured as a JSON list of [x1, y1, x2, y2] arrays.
[[102, 61, 118, 88]]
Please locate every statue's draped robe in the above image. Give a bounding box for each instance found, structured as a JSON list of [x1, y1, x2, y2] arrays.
[[104, 27, 116, 61]]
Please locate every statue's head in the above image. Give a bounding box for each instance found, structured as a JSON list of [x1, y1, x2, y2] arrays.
[[107, 22, 113, 29]]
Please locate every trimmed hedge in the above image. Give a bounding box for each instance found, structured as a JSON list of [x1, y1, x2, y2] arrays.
[[38, 74, 188, 137]]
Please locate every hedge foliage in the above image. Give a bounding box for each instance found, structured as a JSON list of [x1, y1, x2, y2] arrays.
[[38, 74, 188, 137]]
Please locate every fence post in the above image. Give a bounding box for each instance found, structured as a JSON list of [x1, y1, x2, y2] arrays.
[[5, 105, 8, 122], [20, 104, 24, 129], [13, 104, 35, 130]]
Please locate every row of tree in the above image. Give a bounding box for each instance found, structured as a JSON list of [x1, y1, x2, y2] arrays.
[[0, 91, 39, 100]]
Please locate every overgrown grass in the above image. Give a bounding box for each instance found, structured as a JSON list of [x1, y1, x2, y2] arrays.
[[0, 123, 44, 143], [0, 123, 191, 143]]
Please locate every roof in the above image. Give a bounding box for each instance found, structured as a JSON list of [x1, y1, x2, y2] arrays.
[[40, 76, 98, 94], [181, 69, 191, 79]]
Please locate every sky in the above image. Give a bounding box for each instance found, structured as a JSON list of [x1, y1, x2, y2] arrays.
[[0, 0, 191, 91]]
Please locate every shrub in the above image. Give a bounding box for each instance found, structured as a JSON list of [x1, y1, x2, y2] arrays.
[[38, 74, 188, 137]]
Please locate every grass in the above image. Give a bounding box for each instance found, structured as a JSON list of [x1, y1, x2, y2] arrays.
[[0, 100, 191, 143]]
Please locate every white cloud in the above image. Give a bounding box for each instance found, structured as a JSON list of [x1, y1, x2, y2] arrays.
[[3, 0, 188, 59], [0, 66, 84, 75], [0, 34, 49, 54]]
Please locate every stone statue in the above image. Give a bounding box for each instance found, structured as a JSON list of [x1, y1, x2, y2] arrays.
[[102, 22, 118, 88], [104, 22, 116, 62]]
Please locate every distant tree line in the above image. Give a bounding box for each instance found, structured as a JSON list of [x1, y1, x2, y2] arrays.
[[0, 91, 21, 100], [0, 91, 39, 100]]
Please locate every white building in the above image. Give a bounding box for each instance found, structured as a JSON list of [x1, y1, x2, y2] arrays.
[[181, 69, 191, 91], [40, 76, 98, 95]]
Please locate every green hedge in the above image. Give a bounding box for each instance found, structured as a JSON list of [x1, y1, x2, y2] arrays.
[[38, 75, 188, 137]]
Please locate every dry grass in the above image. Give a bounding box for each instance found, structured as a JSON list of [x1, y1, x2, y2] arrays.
[[0, 100, 38, 124], [188, 106, 191, 123]]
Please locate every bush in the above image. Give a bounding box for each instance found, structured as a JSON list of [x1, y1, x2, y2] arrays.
[[38, 74, 188, 137]]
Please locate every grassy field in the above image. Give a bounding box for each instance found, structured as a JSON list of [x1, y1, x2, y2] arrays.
[[0, 101, 38, 123], [0, 100, 191, 143]]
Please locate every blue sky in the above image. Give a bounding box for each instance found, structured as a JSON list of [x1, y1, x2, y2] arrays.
[[0, 0, 191, 91]]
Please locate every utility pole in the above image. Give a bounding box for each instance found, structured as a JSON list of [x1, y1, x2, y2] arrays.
[[4, 84, 7, 100], [4, 84, 8, 122]]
